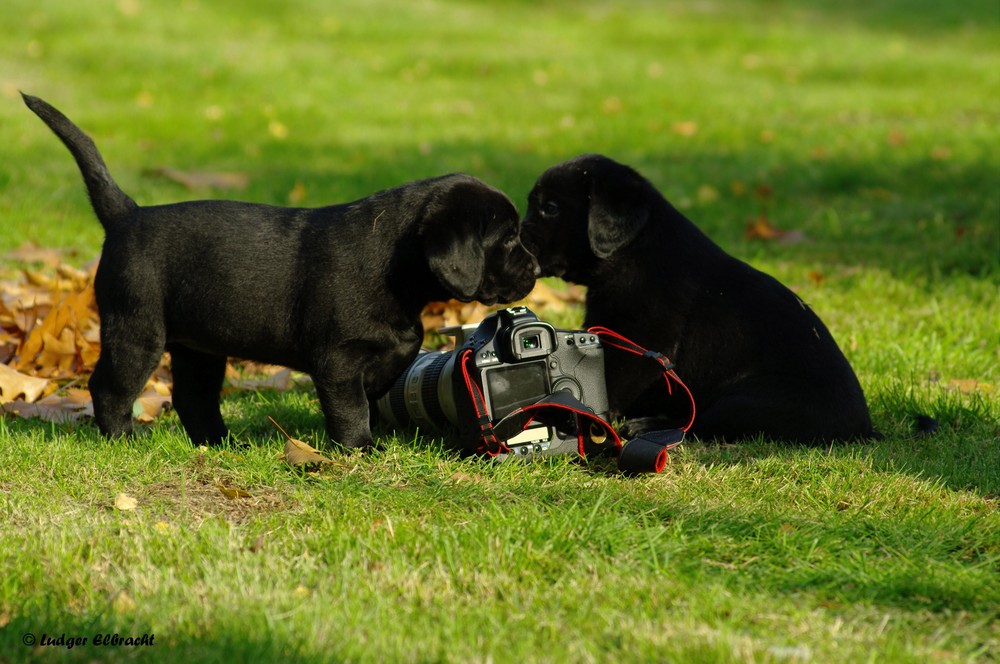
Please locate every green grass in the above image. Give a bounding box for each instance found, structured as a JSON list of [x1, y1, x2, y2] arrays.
[[1, 0, 998, 662]]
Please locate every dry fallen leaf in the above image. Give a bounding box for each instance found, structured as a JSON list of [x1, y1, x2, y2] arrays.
[[672, 121, 698, 137], [523, 281, 585, 313], [271, 416, 334, 468], [215, 480, 252, 500], [419, 281, 585, 349], [420, 300, 494, 348], [114, 493, 138, 511], [696, 184, 720, 204], [0, 363, 50, 403], [1, 394, 93, 423], [144, 166, 250, 191], [133, 394, 172, 423], [744, 212, 808, 245], [5, 242, 72, 268], [268, 120, 289, 140], [288, 181, 307, 204], [886, 129, 908, 147], [948, 379, 994, 394]]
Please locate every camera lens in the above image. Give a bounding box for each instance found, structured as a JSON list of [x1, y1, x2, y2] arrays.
[[375, 350, 457, 432]]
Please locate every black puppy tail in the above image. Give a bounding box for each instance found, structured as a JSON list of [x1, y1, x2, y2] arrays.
[[22, 93, 136, 231]]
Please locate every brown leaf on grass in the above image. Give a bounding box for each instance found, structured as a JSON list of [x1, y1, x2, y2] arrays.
[[144, 166, 249, 191], [744, 212, 808, 245], [271, 416, 334, 468], [697, 184, 720, 204], [672, 121, 698, 137], [601, 96, 624, 114], [114, 493, 138, 511], [807, 271, 826, 287], [523, 281, 585, 312], [420, 300, 494, 348], [930, 146, 952, 161], [288, 181, 307, 204], [23, 269, 77, 291], [886, 129, 908, 147], [1, 391, 94, 423], [134, 394, 172, 423], [283, 436, 334, 468], [15, 282, 99, 378], [0, 363, 50, 403], [420, 281, 586, 348], [5, 242, 73, 268], [215, 480, 252, 500], [249, 535, 266, 553], [947, 379, 995, 394]]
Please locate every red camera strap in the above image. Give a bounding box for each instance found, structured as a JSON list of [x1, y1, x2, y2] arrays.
[[587, 326, 697, 433], [458, 348, 507, 456], [458, 328, 696, 473]]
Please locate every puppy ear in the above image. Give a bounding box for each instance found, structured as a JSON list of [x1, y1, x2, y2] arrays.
[[421, 183, 485, 301], [587, 165, 651, 259]]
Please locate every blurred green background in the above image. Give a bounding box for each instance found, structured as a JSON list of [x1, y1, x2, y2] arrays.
[[3, 0, 997, 276]]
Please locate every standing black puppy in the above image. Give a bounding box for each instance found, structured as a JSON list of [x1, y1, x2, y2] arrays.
[[521, 154, 874, 444], [23, 93, 537, 448]]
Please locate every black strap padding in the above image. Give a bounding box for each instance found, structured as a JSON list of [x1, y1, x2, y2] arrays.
[[617, 429, 685, 474]]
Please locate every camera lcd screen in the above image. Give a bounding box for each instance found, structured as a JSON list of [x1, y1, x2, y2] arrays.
[[484, 362, 549, 420]]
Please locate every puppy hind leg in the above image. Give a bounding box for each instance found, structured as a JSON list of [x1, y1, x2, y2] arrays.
[[89, 339, 164, 439], [311, 372, 375, 450], [168, 345, 229, 446]]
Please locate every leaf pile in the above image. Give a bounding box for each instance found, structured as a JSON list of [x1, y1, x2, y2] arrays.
[[1, 245, 586, 427], [1, 245, 104, 422], [421, 281, 584, 348]]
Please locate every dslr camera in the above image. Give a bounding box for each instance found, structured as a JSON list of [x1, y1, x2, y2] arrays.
[[376, 307, 611, 458]]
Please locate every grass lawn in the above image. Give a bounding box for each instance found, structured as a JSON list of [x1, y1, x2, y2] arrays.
[[1, 0, 998, 661]]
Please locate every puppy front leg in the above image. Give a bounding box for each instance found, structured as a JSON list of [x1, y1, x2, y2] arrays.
[[89, 335, 164, 439], [311, 372, 375, 450]]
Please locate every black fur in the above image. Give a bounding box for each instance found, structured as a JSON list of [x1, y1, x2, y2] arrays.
[[23, 93, 538, 448], [522, 154, 874, 444]]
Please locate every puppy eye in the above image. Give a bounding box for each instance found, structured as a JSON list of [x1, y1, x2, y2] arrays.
[[539, 200, 560, 219]]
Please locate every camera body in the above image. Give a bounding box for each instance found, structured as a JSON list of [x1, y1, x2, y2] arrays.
[[376, 306, 610, 458]]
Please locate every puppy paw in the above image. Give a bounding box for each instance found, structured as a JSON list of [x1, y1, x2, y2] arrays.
[[332, 434, 377, 452], [620, 416, 678, 439]]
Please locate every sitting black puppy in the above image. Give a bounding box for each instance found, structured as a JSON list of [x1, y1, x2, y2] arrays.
[[521, 154, 874, 444], [23, 93, 538, 448]]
